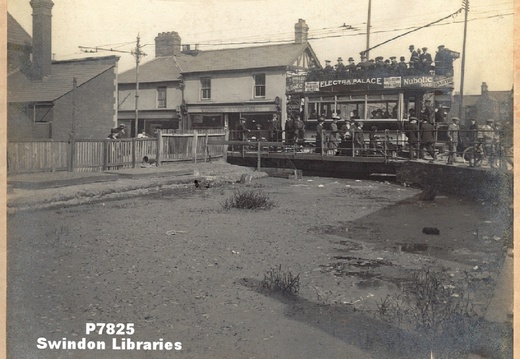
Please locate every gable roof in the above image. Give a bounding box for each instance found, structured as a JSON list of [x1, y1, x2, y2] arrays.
[[180, 42, 317, 74], [118, 42, 321, 83], [8, 56, 119, 103], [8, 12, 31, 46], [118, 54, 191, 84]]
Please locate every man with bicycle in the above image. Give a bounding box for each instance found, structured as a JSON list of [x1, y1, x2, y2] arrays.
[[447, 117, 460, 164]]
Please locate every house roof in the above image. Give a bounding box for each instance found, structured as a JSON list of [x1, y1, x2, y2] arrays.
[[459, 89, 513, 108], [118, 42, 320, 83], [118, 54, 190, 84], [8, 12, 31, 46], [488, 90, 513, 103], [180, 42, 316, 74], [8, 56, 119, 103]]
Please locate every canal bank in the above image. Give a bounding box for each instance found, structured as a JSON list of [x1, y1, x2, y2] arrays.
[[227, 153, 513, 202]]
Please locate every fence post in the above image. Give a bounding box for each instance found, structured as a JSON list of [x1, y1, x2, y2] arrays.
[[204, 133, 209, 162], [102, 139, 108, 171], [192, 130, 198, 163], [223, 130, 229, 162], [156, 130, 162, 167], [68, 137, 76, 172], [131, 138, 136, 168], [257, 141, 261, 171]]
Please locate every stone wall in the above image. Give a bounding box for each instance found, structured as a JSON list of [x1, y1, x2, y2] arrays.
[[395, 162, 512, 202]]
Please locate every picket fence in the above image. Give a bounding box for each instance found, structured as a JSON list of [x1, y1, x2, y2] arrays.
[[7, 130, 227, 174]]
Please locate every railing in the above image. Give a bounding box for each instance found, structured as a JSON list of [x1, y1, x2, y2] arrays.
[[7, 130, 226, 175], [226, 126, 513, 170]]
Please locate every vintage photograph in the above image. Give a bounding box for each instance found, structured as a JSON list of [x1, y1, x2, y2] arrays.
[[5, 1, 514, 358]]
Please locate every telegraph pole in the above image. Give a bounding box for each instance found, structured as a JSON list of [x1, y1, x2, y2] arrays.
[[458, 0, 469, 122], [366, 0, 372, 59], [132, 34, 146, 137], [79, 35, 146, 137]]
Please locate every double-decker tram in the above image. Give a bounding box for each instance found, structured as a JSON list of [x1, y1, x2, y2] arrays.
[[287, 59, 457, 158]]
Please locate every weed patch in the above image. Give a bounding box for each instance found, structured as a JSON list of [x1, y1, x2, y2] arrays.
[[261, 265, 300, 295], [222, 190, 275, 210]]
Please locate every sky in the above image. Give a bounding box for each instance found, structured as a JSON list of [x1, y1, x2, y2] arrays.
[[7, 0, 515, 95]]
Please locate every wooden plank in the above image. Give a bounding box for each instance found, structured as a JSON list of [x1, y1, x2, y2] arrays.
[[207, 139, 284, 147]]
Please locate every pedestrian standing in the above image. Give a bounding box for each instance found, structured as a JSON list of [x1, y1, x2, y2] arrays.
[[447, 117, 460, 164], [315, 116, 326, 154], [467, 118, 478, 146], [268, 114, 281, 143], [294, 115, 305, 148], [419, 119, 436, 161], [353, 121, 365, 156], [328, 114, 340, 154], [406, 117, 419, 159]]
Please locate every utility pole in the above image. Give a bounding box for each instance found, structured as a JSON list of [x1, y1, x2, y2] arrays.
[[458, 0, 469, 122], [132, 34, 146, 137], [366, 0, 372, 59], [79, 35, 146, 137]]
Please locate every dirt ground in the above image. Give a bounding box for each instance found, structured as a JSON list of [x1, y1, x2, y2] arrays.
[[7, 176, 512, 359]]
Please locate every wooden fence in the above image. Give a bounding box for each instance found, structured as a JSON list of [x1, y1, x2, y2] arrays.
[[7, 130, 226, 175]]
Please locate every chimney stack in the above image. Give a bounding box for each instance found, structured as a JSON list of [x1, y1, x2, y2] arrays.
[[155, 32, 182, 57], [294, 19, 309, 44], [481, 82, 489, 95], [30, 0, 54, 81]]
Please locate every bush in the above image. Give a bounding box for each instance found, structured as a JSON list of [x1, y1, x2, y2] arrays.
[[261, 265, 300, 295], [222, 190, 275, 210]]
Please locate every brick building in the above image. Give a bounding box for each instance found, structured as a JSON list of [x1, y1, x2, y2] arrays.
[[7, 0, 120, 141]]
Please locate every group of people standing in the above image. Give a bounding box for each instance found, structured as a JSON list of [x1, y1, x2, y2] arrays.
[[405, 117, 437, 162], [307, 44, 455, 81], [315, 114, 365, 155]]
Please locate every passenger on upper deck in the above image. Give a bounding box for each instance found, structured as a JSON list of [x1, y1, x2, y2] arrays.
[[420, 47, 433, 74], [398, 56, 408, 75], [335, 57, 346, 78], [409, 45, 419, 70], [323, 60, 335, 79], [434, 45, 446, 75], [346, 57, 357, 77], [389, 56, 399, 74]]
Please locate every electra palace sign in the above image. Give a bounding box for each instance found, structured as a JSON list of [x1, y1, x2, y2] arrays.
[[304, 75, 454, 92]]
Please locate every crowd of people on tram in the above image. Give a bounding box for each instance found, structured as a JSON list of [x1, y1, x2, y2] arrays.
[[234, 110, 509, 167], [306, 44, 457, 81]]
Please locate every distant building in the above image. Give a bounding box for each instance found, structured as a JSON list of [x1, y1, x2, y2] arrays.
[[118, 19, 321, 134], [7, 0, 120, 141], [451, 82, 513, 125]]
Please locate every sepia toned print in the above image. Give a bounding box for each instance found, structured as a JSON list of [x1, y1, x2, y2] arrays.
[[5, 1, 514, 358]]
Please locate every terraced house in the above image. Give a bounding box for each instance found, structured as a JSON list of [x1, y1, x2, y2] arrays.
[[118, 19, 321, 135]]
